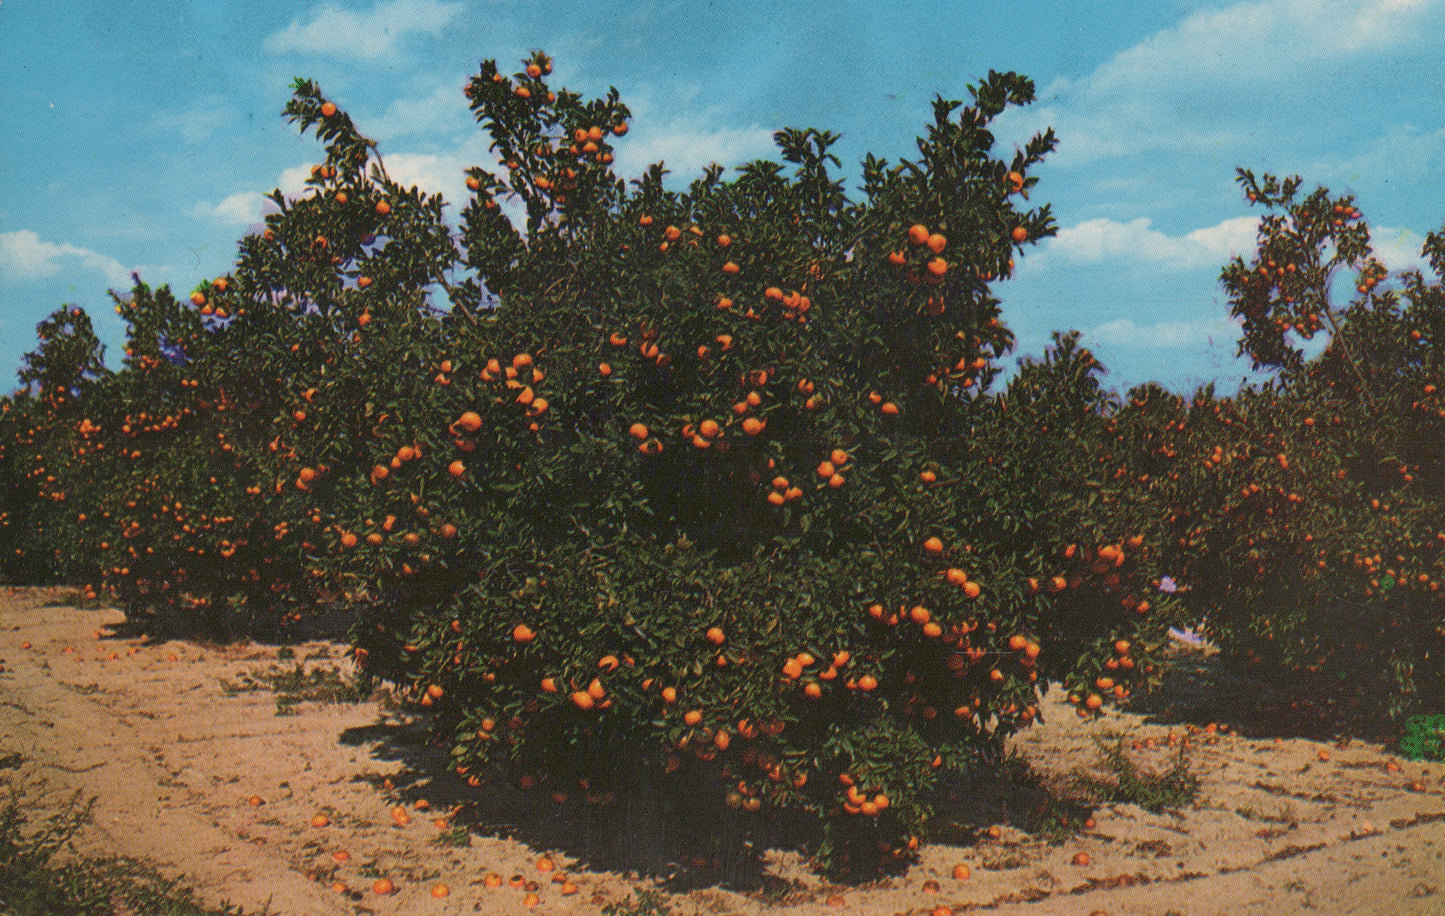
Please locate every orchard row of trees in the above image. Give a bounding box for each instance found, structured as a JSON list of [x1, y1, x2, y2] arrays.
[[2, 53, 1441, 876]]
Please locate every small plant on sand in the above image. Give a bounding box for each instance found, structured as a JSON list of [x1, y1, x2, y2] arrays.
[[602, 887, 673, 916], [220, 663, 365, 714], [0, 768, 254, 916], [1399, 714, 1445, 762], [432, 824, 471, 847], [1070, 734, 1199, 813]]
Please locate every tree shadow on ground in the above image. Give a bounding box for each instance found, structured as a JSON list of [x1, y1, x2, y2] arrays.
[[1126, 645, 1396, 742], [338, 714, 1096, 892], [52, 589, 358, 647]]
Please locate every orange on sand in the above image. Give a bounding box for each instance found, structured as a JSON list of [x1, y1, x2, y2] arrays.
[[247, 795, 264, 807], [951, 863, 971, 880], [372, 878, 395, 895], [311, 813, 330, 828], [484, 873, 504, 888], [431, 883, 451, 898], [1071, 851, 1091, 866], [330, 881, 347, 894], [536, 857, 556, 872], [331, 850, 350, 863]]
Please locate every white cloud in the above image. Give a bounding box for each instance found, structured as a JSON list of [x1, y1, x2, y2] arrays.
[[276, 164, 319, 196], [193, 191, 266, 225], [264, 0, 464, 60], [1314, 124, 1445, 187], [0, 230, 132, 287], [1087, 317, 1240, 350], [150, 100, 234, 144], [610, 97, 776, 181], [1370, 225, 1432, 273], [366, 83, 472, 141], [997, 0, 1445, 166], [1037, 216, 1259, 271]]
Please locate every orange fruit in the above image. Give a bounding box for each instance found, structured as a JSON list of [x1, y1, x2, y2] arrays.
[[628, 422, 649, 440], [1010, 226, 1028, 243], [311, 813, 330, 828], [448, 460, 466, 478], [923, 536, 945, 554], [512, 623, 536, 643], [951, 863, 971, 880], [372, 878, 395, 895], [331, 850, 350, 863], [431, 883, 450, 898], [320, 101, 337, 117], [908, 224, 931, 246], [455, 410, 483, 432], [705, 626, 726, 645], [926, 233, 947, 253], [1071, 851, 1091, 867]]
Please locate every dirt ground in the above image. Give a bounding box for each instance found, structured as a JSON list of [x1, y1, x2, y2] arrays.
[[1, 586, 1441, 915]]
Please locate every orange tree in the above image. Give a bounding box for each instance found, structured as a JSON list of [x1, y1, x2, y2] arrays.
[[0, 306, 112, 584], [1112, 171, 1445, 727], [5, 54, 1184, 875]]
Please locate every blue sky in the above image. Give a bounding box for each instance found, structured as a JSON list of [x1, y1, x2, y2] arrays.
[[3, 0, 1442, 395]]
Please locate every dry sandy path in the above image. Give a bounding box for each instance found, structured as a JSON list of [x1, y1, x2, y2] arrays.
[[1, 587, 1441, 915]]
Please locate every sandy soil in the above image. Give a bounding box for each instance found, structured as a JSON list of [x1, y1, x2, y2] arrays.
[[1, 586, 1441, 916]]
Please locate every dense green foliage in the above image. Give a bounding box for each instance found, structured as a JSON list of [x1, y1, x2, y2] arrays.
[[2, 52, 1440, 875]]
